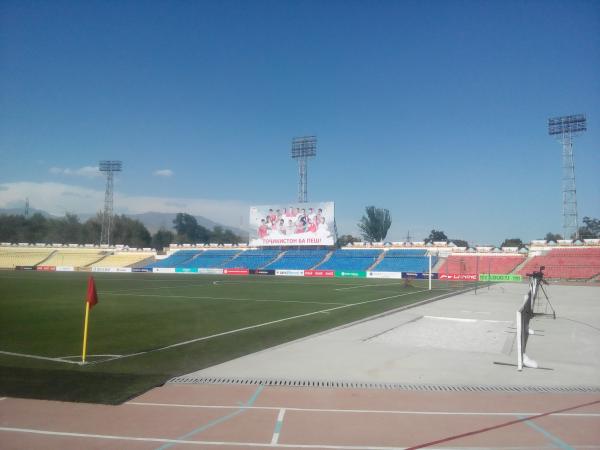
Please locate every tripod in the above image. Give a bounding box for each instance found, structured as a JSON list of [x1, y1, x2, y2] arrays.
[[530, 276, 556, 319]]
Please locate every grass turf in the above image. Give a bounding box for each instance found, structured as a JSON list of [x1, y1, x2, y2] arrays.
[[0, 271, 465, 404]]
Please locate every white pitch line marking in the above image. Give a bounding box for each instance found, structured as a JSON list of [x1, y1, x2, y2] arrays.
[[125, 402, 600, 417], [0, 351, 81, 365], [103, 292, 343, 306], [90, 289, 432, 365], [335, 283, 404, 291]]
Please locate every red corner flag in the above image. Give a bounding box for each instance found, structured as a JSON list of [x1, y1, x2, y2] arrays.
[[86, 276, 98, 309]]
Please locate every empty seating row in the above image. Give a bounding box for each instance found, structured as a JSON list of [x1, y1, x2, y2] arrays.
[[186, 250, 241, 268], [316, 250, 382, 271], [437, 256, 525, 275], [265, 250, 329, 270], [90, 252, 156, 268], [147, 250, 203, 268], [372, 255, 436, 273], [223, 249, 281, 269], [0, 248, 55, 268], [519, 252, 600, 280]]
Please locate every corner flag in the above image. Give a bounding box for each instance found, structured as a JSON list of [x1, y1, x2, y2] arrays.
[[86, 275, 98, 309], [81, 276, 99, 363]]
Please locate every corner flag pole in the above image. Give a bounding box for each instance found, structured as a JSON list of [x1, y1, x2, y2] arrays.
[[81, 301, 91, 364], [81, 276, 99, 364]]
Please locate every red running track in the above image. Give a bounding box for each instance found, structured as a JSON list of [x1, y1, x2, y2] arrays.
[[1, 384, 599, 449]]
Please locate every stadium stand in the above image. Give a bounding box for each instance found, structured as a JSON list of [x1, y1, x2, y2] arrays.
[[89, 251, 156, 268], [0, 247, 55, 269], [222, 249, 281, 269], [186, 249, 241, 268], [315, 249, 382, 271], [264, 249, 329, 270], [437, 255, 525, 275], [518, 247, 600, 280], [371, 249, 436, 272], [41, 248, 108, 268], [147, 250, 203, 268]]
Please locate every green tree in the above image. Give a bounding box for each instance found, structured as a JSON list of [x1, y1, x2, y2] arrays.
[[152, 228, 175, 250], [544, 232, 562, 242], [23, 213, 48, 243], [357, 206, 392, 242], [111, 215, 151, 248], [82, 214, 102, 245], [578, 217, 600, 239], [336, 234, 361, 248], [501, 238, 523, 248], [425, 229, 448, 243], [173, 213, 210, 243]]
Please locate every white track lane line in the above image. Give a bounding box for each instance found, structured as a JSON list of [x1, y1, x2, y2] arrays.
[[125, 402, 600, 417], [270, 408, 286, 445], [2, 426, 598, 449]]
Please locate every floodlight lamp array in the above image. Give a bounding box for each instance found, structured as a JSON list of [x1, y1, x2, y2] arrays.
[[548, 114, 587, 136], [291, 136, 317, 159], [99, 160, 123, 172]]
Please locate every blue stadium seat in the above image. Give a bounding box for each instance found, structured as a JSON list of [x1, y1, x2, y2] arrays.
[[222, 249, 281, 269], [186, 250, 241, 268], [316, 250, 382, 271], [265, 250, 329, 270], [371, 250, 436, 272], [146, 250, 203, 268]]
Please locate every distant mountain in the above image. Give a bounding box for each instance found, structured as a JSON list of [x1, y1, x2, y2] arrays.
[[126, 212, 249, 238], [0, 208, 248, 239]]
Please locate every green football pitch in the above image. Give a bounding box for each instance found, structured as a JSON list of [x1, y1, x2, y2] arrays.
[[0, 271, 466, 404]]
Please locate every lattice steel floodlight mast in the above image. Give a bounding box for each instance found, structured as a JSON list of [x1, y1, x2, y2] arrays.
[[548, 114, 586, 239], [291, 136, 317, 203], [99, 160, 122, 245]]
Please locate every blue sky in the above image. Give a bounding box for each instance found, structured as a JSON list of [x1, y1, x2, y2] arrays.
[[1, 0, 598, 245]]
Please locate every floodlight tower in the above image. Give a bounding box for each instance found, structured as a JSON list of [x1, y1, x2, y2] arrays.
[[291, 136, 317, 203], [548, 114, 586, 239], [99, 160, 122, 245]]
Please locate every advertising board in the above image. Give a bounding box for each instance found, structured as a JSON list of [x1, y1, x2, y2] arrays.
[[479, 274, 523, 282], [92, 267, 133, 273], [197, 268, 224, 275], [367, 271, 403, 279], [36, 265, 56, 272], [249, 202, 335, 246], [250, 269, 275, 275], [335, 271, 366, 278], [403, 272, 438, 280], [275, 269, 305, 276], [132, 268, 152, 273], [439, 273, 478, 281], [152, 268, 176, 273], [304, 270, 335, 278], [55, 266, 75, 272], [223, 268, 249, 275], [175, 267, 197, 273]]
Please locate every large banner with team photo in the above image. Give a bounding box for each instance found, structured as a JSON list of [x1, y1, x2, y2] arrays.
[[249, 202, 335, 246]]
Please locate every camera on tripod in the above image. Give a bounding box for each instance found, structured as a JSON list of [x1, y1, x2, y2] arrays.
[[526, 266, 546, 282]]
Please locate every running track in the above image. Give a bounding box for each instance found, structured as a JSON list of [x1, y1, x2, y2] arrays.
[[1, 383, 599, 449]]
